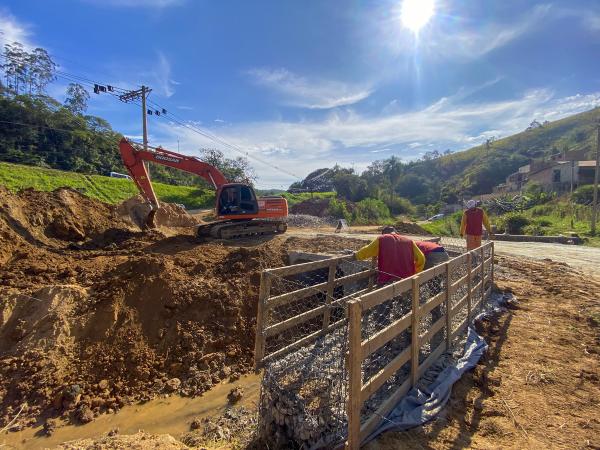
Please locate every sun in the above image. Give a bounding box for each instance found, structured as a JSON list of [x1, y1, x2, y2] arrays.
[[401, 0, 435, 33]]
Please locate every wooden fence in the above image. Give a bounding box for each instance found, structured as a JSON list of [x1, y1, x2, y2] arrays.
[[254, 254, 377, 369], [346, 242, 494, 449]]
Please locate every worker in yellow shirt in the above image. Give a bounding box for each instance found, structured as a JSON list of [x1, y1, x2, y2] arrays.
[[460, 200, 493, 250], [355, 226, 425, 284]]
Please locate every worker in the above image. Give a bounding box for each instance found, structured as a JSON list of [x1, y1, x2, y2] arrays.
[[460, 200, 493, 251], [354, 226, 425, 284]]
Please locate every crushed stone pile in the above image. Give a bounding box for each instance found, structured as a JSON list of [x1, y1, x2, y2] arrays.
[[285, 214, 337, 228], [0, 188, 367, 434], [117, 195, 198, 229]]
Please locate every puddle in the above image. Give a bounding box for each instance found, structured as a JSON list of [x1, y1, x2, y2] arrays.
[[1, 373, 261, 449]]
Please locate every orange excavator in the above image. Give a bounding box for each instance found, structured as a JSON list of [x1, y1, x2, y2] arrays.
[[118, 138, 288, 239]]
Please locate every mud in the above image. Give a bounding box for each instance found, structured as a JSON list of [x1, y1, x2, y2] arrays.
[[116, 195, 198, 229], [0, 188, 366, 435]]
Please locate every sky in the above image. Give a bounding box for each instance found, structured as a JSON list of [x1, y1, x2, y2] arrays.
[[2, 0, 600, 188]]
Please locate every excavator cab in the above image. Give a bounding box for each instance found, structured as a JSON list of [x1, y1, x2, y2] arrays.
[[217, 184, 259, 217]]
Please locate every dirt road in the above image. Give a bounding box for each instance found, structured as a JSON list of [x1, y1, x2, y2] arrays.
[[287, 229, 600, 275]]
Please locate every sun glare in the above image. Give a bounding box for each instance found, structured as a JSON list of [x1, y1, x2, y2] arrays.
[[401, 0, 435, 33]]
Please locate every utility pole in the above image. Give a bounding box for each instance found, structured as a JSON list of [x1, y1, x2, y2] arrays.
[[592, 122, 600, 235], [119, 85, 152, 150]]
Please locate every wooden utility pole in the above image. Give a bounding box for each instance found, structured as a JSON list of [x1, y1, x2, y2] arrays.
[[141, 85, 148, 151], [592, 123, 600, 234]]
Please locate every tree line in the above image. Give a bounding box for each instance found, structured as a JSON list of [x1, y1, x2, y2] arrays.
[[0, 40, 255, 188]]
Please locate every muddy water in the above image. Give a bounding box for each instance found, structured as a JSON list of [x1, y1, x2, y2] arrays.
[[2, 374, 261, 449]]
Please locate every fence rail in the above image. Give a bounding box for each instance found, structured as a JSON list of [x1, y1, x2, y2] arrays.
[[346, 242, 494, 449]]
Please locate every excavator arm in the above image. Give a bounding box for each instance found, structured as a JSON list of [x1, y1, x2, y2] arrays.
[[118, 138, 228, 209]]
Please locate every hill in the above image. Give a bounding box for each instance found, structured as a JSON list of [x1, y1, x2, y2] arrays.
[[0, 161, 215, 209], [292, 107, 600, 207]]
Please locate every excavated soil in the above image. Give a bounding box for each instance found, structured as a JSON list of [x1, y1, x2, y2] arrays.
[[0, 188, 367, 434]]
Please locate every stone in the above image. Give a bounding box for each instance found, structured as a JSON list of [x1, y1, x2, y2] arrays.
[[165, 377, 181, 392]]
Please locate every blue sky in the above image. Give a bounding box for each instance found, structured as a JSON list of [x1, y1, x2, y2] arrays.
[[2, 0, 600, 188]]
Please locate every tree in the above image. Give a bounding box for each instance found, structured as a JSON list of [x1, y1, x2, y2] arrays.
[[1, 42, 56, 95], [29, 48, 56, 94], [198, 148, 256, 185], [65, 83, 90, 115]]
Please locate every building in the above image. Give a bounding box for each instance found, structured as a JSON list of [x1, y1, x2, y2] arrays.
[[527, 160, 595, 192]]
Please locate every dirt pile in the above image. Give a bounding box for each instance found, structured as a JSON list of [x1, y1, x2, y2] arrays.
[[0, 188, 369, 433], [289, 198, 331, 217], [55, 431, 188, 449], [393, 221, 432, 236], [117, 196, 198, 229]]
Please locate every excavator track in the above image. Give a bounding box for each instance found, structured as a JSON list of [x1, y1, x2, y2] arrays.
[[197, 220, 287, 240]]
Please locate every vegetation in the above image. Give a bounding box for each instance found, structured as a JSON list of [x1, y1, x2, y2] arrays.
[[0, 161, 214, 209], [280, 191, 335, 207], [0, 40, 255, 189]]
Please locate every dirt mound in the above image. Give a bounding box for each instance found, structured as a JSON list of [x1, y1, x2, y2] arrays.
[[117, 196, 198, 229], [55, 431, 188, 449], [0, 187, 134, 263], [393, 221, 432, 236], [289, 198, 331, 217]]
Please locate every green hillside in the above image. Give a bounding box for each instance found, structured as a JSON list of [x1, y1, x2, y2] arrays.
[[0, 161, 215, 209]]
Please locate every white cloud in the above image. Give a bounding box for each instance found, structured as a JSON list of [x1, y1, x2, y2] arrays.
[[153, 88, 600, 188], [246, 67, 373, 109], [0, 9, 35, 49], [152, 51, 178, 98], [82, 0, 184, 7]]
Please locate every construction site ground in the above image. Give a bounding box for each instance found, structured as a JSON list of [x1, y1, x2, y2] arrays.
[[1, 189, 599, 449]]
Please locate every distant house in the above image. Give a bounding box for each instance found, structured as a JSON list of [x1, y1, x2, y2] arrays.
[[528, 160, 595, 191]]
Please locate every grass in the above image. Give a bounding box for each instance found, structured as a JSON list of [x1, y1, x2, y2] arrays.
[[280, 191, 335, 207], [420, 212, 463, 237], [0, 161, 215, 209]]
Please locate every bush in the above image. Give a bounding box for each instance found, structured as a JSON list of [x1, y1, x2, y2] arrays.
[[523, 224, 546, 236], [535, 218, 553, 227], [500, 213, 530, 234], [572, 185, 594, 205], [327, 197, 352, 222], [352, 198, 391, 225], [530, 204, 554, 216], [384, 196, 416, 215]]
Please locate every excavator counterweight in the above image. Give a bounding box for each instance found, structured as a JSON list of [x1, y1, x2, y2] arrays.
[[118, 138, 288, 239]]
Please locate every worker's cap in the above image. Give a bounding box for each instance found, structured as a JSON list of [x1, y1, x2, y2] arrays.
[[381, 226, 396, 235], [465, 199, 477, 209]]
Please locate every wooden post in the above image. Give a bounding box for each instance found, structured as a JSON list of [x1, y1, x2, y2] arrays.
[[254, 270, 272, 370], [445, 262, 452, 350], [480, 246, 485, 307], [322, 260, 337, 329], [410, 276, 420, 387], [490, 243, 495, 292], [368, 257, 377, 290], [347, 300, 362, 450], [466, 253, 472, 324]]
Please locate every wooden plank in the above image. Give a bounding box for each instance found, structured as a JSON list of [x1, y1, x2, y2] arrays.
[[267, 281, 328, 309], [417, 340, 447, 378], [264, 304, 326, 337], [334, 269, 376, 288], [451, 317, 468, 341], [450, 273, 469, 292], [480, 246, 486, 309], [419, 315, 446, 346], [358, 378, 412, 443], [467, 253, 472, 324], [347, 301, 363, 450], [359, 277, 413, 311], [410, 277, 420, 387], [254, 271, 271, 370], [269, 254, 353, 277], [418, 263, 447, 283], [451, 293, 469, 316], [322, 260, 337, 330], [361, 312, 412, 360], [260, 319, 346, 367], [448, 252, 468, 270], [420, 290, 445, 317], [360, 346, 411, 404], [445, 263, 451, 351]]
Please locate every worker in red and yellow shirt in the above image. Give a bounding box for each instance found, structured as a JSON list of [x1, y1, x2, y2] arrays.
[[355, 227, 425, 284], [460, 200, 493, 251]]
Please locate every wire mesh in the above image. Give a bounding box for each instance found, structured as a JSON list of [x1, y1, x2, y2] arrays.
[[257, 242, 494, 449]]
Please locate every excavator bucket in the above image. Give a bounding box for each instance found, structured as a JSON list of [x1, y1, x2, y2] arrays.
[[145, 209, 158, 229]]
